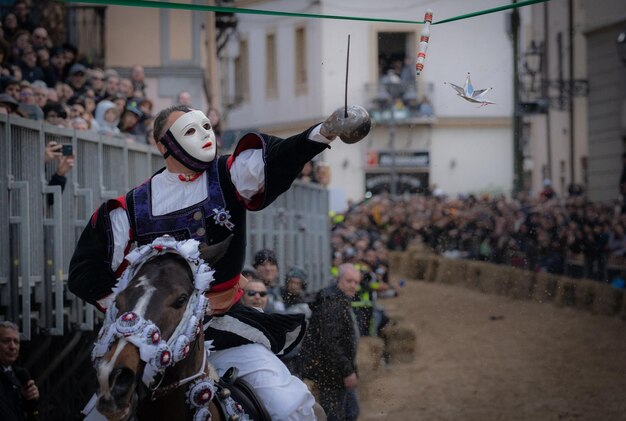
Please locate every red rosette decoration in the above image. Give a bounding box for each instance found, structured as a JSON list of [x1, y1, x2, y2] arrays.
[[186, 379, 216, 409], [115, 311, 145, 337], [172, 335, 191, 362], [152, 343, 172, 370], [142, 324, 161, 346]]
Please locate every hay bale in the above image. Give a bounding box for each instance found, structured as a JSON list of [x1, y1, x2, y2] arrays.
[[591, 284, 624, 316], [507, 267, 536, 300], [400, 250, 425, 279], [380, 323, 416, 364], [388, 251, 405, 275], [357, 336, 385, 375], [424, 256, 440, 283], [533, 272, 560, 303], [620, 293, 626, 320], [572, 279, 597, 312], [412, 255, 431, 280], [479, 265, 512, 296], [465, 261, 489, 291], [434, 258, 468, 286], [554, 277, 578, 308]]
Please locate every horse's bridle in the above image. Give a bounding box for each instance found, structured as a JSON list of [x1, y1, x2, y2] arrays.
[[92, 236, 219, 419]]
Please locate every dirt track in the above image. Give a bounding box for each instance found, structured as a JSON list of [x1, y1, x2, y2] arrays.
[[359, 278, 626, 421]]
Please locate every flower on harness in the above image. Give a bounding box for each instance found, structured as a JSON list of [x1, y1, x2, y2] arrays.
[[92, 235, 215, 387]]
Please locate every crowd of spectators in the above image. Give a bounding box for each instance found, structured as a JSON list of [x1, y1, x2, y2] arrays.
[[329, 188, 626, 285], [0, 1, 157, 143]]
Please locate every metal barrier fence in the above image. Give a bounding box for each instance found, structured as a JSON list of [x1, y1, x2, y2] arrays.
[[0, 114, 330, 340]]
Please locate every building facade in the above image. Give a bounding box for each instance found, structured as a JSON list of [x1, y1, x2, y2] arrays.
[[221, 0, 518, 210]]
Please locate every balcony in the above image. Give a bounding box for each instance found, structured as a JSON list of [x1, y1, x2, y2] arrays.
[[365, 81, 436, 125]]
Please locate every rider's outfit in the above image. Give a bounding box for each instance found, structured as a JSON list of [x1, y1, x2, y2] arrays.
[[69, 109, 332, 420]]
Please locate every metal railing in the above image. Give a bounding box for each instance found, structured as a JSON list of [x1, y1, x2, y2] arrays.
[[1, 114, 330, 340]]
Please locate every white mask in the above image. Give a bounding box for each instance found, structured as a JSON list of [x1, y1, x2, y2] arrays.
[[169, 110, 216, 162], [160, 110, 217, 171]]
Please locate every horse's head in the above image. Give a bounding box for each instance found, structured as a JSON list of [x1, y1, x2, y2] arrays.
[[92, 237, 213, 420]]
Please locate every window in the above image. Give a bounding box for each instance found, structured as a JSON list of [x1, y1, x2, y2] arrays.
[[235, 39, 249, 103], [266, 32, 278, 98], [295, 26, 308, 95]]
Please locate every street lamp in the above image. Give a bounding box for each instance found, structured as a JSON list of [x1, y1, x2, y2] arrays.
[[373, 79, 418, 197]]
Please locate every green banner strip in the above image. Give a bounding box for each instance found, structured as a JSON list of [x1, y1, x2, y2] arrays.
[[65, 0, 550, 26]]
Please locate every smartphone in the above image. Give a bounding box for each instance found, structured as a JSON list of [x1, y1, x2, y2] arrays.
[[62, 145, 73, 156]]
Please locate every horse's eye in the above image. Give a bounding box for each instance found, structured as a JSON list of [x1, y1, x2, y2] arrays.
[[173, 294, 188, 309]]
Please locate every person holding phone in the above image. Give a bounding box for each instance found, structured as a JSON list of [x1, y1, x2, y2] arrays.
[[44, 141, 74, 203]]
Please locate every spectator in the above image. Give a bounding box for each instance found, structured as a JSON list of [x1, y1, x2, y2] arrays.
[[61, 42, 78, 77], [9, 30, 31, 64], [108, 92, 126, 116], [418, 95, 434, 116], [253, 248, 285, 313], [119, 77, 133, 100], [19, 47, 43, 83], [0, 93, 19, 115], [13, 1, 35, 33], [0, 320, 40, 421], [87, 68, 106, 100], [2, 13, 19, 42], [70, 116, 89, 131], [314, 161, 331, 186], [1, 76, 20, 101], [30, 27, 49, 50], [48, 47, 65, 87], [298, 160, 315, 183], [66, 63, 88, 96], [34, 49, 55, 88], [280, 266, 312, 377], [42, 101, 67, 127], [130, 64, 146, 96], [241, 266, 257, 280], [207, 107, 222, 148], [54, 81, 73, 104], [301, 263, 361, 421], [281, 266, 311, 314], [176, 90, 192, 106], [30, 80, 47, 108], [539, 179, 557, 201], [104, 74, 119, 98], [94, 99, 120, 136], [45, 140, 75, 199], [0, 38, 9, 76], [119, 105, 145, 142], [241, 279, 269, 311], [18, 82, 43, 120]]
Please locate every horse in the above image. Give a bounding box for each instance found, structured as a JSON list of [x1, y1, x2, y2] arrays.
[[90, 236, 258, 421]]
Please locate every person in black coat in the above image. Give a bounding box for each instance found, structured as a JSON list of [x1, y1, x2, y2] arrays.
[[301, 264, 361, 421], [0, 321, 39, 421]]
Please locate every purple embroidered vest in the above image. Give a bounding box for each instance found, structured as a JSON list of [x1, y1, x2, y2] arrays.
[[125, 159, 246, 275]]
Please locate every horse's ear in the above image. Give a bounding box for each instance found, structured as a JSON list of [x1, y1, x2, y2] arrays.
[[199, 235, 233, 265]]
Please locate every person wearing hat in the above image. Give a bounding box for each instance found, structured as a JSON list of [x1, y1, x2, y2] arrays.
[[66, 63, 88, 97], [69, 103, 370, 420], [279, 266, 312, 377], [118, 104, 145, 141], [253, 248, 286, 314], [0, 93, 19, 115]]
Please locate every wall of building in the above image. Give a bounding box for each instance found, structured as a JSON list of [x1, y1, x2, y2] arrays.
[[104, 2, 212, 113], [223, 0, 521, 210]]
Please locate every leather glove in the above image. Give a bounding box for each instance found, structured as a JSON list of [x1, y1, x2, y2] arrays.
[[320, 105, 371, 144]]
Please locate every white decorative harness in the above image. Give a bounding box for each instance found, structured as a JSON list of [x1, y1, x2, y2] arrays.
[[92, 236, 223, 420]]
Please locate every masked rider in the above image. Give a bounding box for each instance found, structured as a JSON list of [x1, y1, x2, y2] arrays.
[[69, 104, 369, 420]]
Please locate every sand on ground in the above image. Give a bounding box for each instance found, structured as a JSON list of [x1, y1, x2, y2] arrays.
[[358, 278, 626, 421]]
